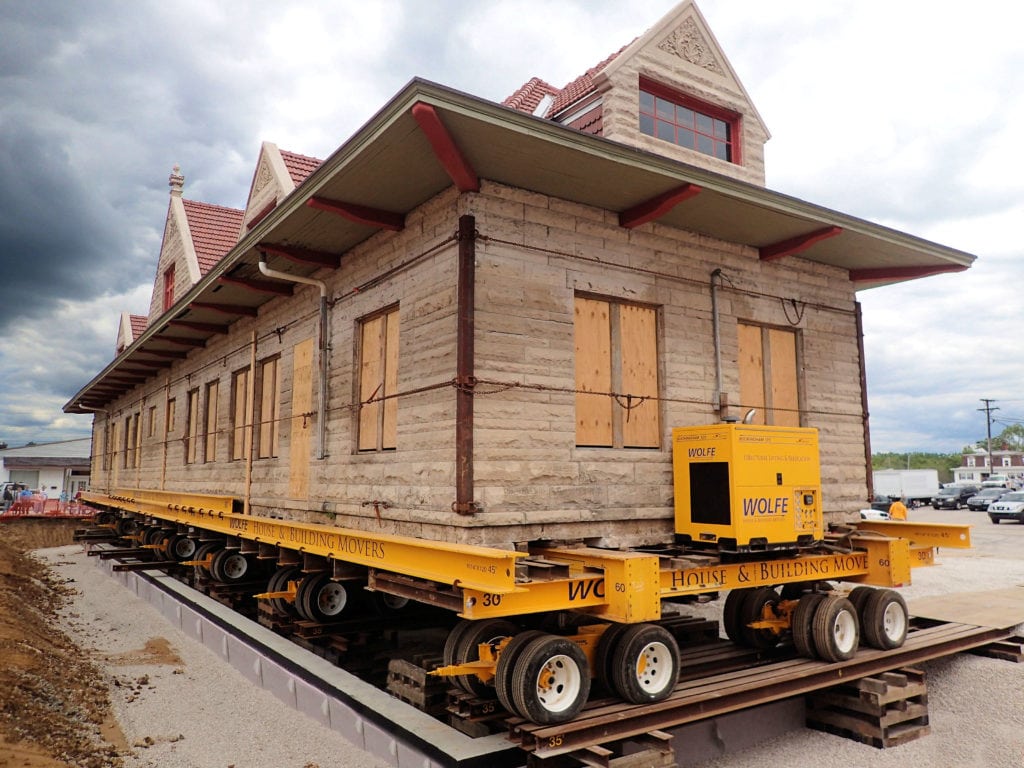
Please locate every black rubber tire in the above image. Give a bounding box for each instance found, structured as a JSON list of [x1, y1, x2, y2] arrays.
[[811, 595, 859, 662], [371, 592, 410, 613], [722, 589, 749, 644], [860, 589, 908, 650], [738, 587, 781, 649], [443, 620, 475, 669], [115, 517, 138, 539], [210, 549, 251, 584], [192, 543, 221, 579], [144, 526, 166, 547], [609, 624, 680, 704], [151, 530, 173, 559], [166, 534, 198, 562], [792, 592, 827, 659], [846, 586, 874, 618], [267, 566, 302, 617], [295, 572, 348, 623], [594, 623, 632, 692], [494, 629, 546, 716], [452, 619, 519, 697], [510, 635, 591, 725]]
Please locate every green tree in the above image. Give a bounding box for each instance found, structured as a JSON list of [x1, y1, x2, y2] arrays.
[[871, 452, 962, 484]]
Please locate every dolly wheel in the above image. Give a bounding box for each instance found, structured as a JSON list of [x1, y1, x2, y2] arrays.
[[510, 635, 591, 725], [861, 589, 908, 650], [450, 619, 518, 697], [167, 534, 197, 562], [811, 595, 859, 662], [210, 549, 250, 584], [738, 587, 782, 649], [792, 592, 827, 659], [609, 624, 680, 704], [267, 566, 302, 617], [191, 543, 221, 579], [494, 630, 545, 716], [296, 573, 348, 622]]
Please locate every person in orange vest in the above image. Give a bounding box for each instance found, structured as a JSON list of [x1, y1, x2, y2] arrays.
[[888, 497, 908, 521]]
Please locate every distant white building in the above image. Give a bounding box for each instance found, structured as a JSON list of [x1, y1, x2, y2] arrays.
[[0, 438, 92, 497], [953, 448, 1024, 488]]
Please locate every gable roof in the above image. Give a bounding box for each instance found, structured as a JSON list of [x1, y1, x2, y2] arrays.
[[503, 77, 560, 114], [129, 314, 147, 339], [65, 78, 975, 414], [280, 149, 323, 186], [181, 199, 245, 276]]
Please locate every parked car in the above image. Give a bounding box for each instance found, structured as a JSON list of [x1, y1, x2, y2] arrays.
[[870, 494, 894, 513], [931, 485, 979, 509], [966, 487, 1009, 511], [859, 507, 890, 521], [988, 491, 1024, 524]]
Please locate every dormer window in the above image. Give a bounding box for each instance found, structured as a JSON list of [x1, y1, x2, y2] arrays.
[[639, 79, 739, 163], [163, 265, 175, 311]]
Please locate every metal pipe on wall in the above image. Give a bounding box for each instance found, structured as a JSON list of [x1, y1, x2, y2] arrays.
[[257, 256, 330, 460], [711, 268, 724, 413], [454, 214, 477, 515]]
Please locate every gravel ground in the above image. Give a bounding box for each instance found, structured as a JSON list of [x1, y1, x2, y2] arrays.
[[34, 508, 1024, 767]]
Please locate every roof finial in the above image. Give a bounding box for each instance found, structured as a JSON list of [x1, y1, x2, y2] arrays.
[[169, 164, 185, 197]]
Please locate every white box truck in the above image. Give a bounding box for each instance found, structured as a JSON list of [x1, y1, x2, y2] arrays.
[[873, 469, 940, 507]]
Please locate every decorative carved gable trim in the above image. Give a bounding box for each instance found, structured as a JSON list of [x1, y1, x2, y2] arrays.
[[162, 213, 179, 253], [252, 158, 275, 199], [658, 17, 724, 75]]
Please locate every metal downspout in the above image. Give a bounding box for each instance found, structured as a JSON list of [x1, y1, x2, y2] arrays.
[[454, 214, 477, 515], [855, 300, 874, 501], [711, 268, 724, 414], [257, 256, 329, 460]]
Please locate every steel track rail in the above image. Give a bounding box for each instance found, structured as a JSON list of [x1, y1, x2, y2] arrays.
[[509, 621, 1013, 757]]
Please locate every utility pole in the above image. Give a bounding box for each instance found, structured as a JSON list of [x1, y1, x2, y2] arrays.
[[979, 398, 998, 480]]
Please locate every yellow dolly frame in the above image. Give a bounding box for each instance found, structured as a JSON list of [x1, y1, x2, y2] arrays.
[[79, 487, 971, 726]]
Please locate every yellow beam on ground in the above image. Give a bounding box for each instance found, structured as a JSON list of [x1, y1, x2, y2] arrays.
[[852, 520, 972, 549]]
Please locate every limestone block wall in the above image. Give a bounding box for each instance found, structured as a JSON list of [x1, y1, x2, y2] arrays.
[[91, 180, 869, 551]]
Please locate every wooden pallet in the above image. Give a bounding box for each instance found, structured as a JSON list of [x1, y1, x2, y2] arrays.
[[806, 668, 929, 748], [387, 655, 448, 717]]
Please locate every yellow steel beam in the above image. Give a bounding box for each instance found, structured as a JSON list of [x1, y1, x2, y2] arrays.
[[851, 520, 972, 549], [82, 490, 522, 594], [659, 550, 872, 596]]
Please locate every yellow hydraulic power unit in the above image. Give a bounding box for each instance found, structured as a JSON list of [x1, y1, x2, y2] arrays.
[[673, 423, 823, 553]]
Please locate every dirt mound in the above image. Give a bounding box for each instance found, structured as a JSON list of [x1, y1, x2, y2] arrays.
[[0, 530, 123, 767]]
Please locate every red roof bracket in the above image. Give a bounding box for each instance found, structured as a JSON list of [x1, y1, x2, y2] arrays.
[[218, 275, 294, 296], [166, 320, 231, 334], [411, 102, 480, 192], [189, 301, 259, 318], [760, 226, 842, 261], [258, 242, 341, 268], [306, 197, 405, 232], [619, 184, 703, 228], [850, 264, 969, 283]]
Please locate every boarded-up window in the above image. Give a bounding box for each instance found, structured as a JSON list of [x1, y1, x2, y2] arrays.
[[231, 368, 250, 462], [204, 380, 219, 463], [737, 323, 800, 427], [132, 412, 141, 468], [256, 356, 281, 459], [184, 388, 199, 464], [574, 296, 660, 448], [122, 416, 132, 469], [358, 307, 399, 452], [147, 405, 157, 438], [166, 398, 176, 433]]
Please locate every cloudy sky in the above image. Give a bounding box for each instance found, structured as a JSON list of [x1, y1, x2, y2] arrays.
[[0, 0, 1020, 453]]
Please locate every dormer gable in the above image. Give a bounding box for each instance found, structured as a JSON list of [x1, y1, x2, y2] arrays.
[[114, 312, 147, 356], [239, 142, 323, 234], [504, 0, 769, 185], [146, 166, 244, 325]]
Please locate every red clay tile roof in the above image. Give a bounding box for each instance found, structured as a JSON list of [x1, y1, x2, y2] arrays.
[[503, 77, 560, 113], [129, 314, 147, 340], [280, 149, 323, 187], [546, 46, 626, 117], [505, 45, 630, 119], [181, 199, 245, 276]]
